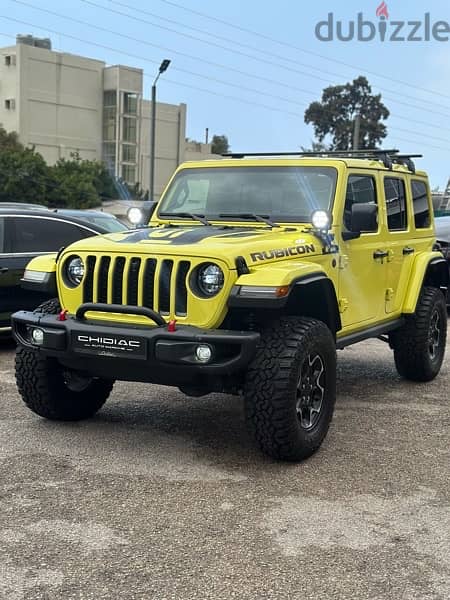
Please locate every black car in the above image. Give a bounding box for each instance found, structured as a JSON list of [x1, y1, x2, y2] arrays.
[[53, 209, 127, 233], [0, 207, 126, 333], [435, 216, 450, 304]]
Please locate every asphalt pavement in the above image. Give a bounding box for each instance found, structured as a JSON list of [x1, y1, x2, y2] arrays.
[[0, 332, 449, 600]]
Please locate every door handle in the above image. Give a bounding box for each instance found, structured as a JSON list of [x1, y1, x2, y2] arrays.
[[373, 250, 389, 260], [403, 247, 415, 255], [0, 267, 8, 274]]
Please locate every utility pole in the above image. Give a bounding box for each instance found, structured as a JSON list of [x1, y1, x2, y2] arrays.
[[353, 114, 361, 151], [150, 59, 171, 201]]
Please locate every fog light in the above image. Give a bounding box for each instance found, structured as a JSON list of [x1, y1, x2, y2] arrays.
[[195, 344, 212, 363], [31, 328, 44, 345]]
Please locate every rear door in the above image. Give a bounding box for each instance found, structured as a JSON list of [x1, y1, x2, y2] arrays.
[[7, 215, 98, 313], [0, 216, 13, 328], [382, 176, 415, 314]]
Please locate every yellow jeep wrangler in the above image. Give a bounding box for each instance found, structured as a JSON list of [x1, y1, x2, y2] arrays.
[[12, 150, 449, 461]]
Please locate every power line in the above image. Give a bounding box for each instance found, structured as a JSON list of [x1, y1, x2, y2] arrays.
[[7, 1, 450, 131], [5, 0, 450, 136], [151, 0, 450, 102], [11, 0, 450, 131], [0, 24, 448, 154], [102, 0, 450, 110]]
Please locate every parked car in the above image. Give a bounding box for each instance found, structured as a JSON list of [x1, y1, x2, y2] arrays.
[[0, 207, 126, 334], [54, 209, 128, 233], [435, 216, 450, 303]]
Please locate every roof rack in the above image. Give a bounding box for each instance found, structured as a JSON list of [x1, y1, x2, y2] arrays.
[[222, 149, 423, 173]]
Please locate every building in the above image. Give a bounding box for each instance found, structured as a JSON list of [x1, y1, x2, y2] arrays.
[[0, 35, 218, 199]]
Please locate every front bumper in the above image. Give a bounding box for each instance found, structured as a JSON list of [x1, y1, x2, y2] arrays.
[[12, 303, 260, 387]]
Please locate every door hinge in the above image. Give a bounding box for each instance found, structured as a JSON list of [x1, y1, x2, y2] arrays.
[[338, 298, 349, 313], [339, 254, 349, 270]]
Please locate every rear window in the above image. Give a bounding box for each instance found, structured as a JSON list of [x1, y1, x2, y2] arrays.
[[10, 217, 95, 253], [411, 180, 431, 229]]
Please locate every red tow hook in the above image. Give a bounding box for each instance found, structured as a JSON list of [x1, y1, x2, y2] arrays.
[[57, 309, 68, 322], [167, 319, 177, 332]]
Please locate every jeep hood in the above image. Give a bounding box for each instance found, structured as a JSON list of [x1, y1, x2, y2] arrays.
[[64, 225, 323, 268]]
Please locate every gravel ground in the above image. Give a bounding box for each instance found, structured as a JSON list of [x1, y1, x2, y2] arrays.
[[0, 332, 449, 600]]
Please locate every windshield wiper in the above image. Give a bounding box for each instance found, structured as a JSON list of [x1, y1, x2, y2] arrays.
[[159, 212, 211, 226], [219, 213, 280, 227]]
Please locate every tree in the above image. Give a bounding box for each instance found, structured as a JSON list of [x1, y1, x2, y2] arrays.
[[48, 152, 115, 208], [304, 76, 389, 150], [300, 141, 331, 153], [211, 134, 230, 155], [0, 125, 24, 152], [0, 146, 52, 205]]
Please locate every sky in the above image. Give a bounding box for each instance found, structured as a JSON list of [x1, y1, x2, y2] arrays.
[[1, 0, 449, 188]]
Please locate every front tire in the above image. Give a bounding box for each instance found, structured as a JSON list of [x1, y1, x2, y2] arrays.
[[391, 286, 447, 382], [244, 317, 336, 462], [15, 298, 114, 421]]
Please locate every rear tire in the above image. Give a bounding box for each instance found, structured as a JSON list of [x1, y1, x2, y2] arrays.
[[15, 297, 114, 421], [244, 317, 336, 462], [391, 286, 447, 382]]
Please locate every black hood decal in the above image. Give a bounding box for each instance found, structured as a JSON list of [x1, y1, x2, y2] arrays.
[[116, 226, 263, 245]]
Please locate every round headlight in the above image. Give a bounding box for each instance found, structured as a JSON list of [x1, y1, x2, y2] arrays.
[[197, 263, 224, 297], [65, 256, 85, 287], [127, 207, 143, 225]]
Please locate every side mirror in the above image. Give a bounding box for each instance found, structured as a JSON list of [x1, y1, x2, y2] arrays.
[[343, 204, 378, 240]]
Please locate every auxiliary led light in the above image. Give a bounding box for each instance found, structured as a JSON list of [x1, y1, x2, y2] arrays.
[[196, 344, 212, 363]]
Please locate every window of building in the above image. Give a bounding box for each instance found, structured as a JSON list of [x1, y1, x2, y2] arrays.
[[4, 55, 16, 66], [123, 92, 138, 115], [344, 175, 377, 232], [4, 99, 15, 110], [103, 107, 116, 141], [103, 90, 117, 107], [122, 117, 137, 143], [384, 178, 407, 231], [122, 144, 136, 162], [411, 180, 431, 229], [9, 218, 94, 253], [122, 165, 136, 184], [103, 142, 116, 170]]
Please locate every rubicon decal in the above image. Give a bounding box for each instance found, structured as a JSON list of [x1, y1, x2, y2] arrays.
[[315, 2, 450, 42], [251, 244, 316, 262]]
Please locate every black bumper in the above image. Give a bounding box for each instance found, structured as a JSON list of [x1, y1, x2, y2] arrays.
[[12, 304, 260, 387]]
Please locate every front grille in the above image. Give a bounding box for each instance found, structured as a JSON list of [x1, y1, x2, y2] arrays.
[[82, 255, 191, 316]]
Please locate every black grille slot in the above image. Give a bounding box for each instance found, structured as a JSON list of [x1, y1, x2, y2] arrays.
[[112, 257, 126, 304], [127, 258, 141, 305], [83, 256, 96, 302], [175, 261, 190, 315], [159, 260, 173, 313], [97, 256, 111, 303], [142, 258, 157, 309]]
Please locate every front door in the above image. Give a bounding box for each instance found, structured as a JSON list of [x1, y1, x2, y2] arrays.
[[338, 172, 387, 331]]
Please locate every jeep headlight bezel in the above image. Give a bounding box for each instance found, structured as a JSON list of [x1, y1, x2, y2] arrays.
[[192, 263, 225, 298], [64, 255, 85, 287]]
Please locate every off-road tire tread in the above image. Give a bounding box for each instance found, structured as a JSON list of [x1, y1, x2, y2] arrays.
[[15, 298, 113, 421], [244, 316, 336, 462], [391, 286, 447, 382]]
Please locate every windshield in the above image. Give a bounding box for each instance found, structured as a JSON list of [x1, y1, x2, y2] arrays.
[[159, 166, 337, 222]]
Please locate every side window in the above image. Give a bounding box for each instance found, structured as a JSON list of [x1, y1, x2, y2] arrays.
[[344, 175, 377, 232], [411, 180, 431, 229], [384, 178, 407, 231], [0, 218, 4, 253], [11, 218, 95, 253]]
